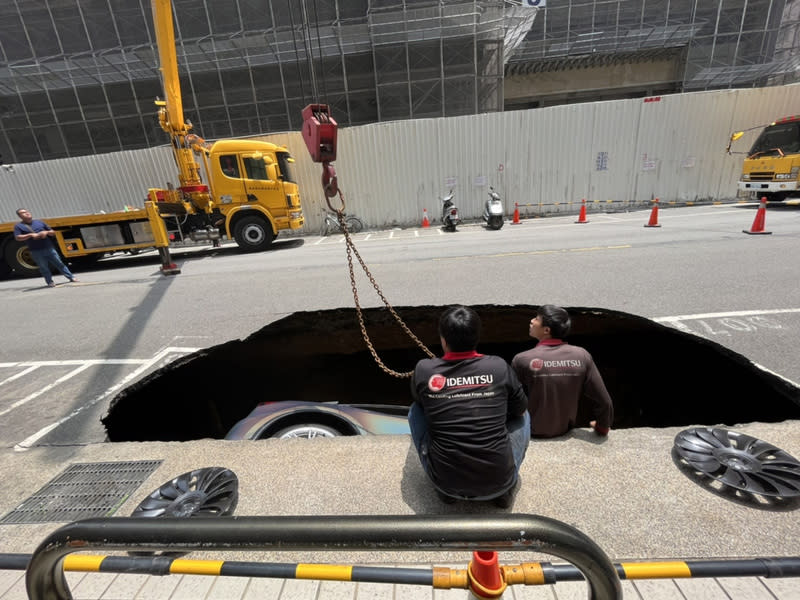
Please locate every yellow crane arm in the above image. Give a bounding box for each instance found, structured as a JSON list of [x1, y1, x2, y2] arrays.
[[150, 0, 205, 191]]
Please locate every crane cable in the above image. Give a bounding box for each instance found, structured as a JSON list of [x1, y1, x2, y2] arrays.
[[298, 0, 434, 377]]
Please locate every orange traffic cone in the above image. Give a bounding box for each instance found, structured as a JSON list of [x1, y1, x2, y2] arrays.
[[468, 551, 506, 599], [575, 198, 588, 223], [644, 198, 661, 228], [512, 202, 520, 224], [421, 208, 430, 228], [743, 197, 771, 235]]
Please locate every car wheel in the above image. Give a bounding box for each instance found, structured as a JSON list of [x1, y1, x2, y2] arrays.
[[274, 424, 340, 439], [129, 466, 239, 556]]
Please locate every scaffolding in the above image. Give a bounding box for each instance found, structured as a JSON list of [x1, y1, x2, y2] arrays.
[[0, 0, 797, 163]]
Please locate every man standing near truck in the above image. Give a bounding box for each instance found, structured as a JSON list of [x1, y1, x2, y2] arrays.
[[14, 208, 78, 287]]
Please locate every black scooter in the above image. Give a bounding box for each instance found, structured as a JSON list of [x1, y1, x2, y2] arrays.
[[440, 189, 461, 232]]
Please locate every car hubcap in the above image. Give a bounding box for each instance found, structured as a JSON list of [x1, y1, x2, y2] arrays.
[[280, 426, 337, 439], [674, 427, 800, 497]]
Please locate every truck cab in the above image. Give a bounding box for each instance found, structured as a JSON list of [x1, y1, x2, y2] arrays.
[[736, 115, 800, 202], [203, 140, 304, 252]]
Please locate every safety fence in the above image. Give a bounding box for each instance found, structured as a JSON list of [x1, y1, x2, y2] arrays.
[[20, 513, 622, 600], [4, 551, 800, 586], [7, 513, 800, 599]]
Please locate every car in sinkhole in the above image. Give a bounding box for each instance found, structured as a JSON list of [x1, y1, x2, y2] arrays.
[[101, 305, 800, 442]]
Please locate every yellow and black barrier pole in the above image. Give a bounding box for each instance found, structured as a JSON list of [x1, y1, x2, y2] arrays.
[[24, 514, 623, 600], [511, 557, 800, 584], [5, 551, 799, 592]]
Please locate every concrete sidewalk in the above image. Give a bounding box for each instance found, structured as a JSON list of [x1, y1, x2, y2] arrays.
[[1, 422, 799, 599]]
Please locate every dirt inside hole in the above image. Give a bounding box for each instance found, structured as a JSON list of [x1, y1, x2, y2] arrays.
[[102, 305, 800, 442]]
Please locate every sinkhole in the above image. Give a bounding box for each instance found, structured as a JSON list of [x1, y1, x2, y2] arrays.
[[102, 305, 800, 442]]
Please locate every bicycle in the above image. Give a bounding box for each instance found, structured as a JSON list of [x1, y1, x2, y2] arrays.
[[319, 210, 364, 237]]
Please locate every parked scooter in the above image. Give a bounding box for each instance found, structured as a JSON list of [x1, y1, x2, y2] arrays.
[[440, 189, 461, 232], [483, 186, 505, 230]]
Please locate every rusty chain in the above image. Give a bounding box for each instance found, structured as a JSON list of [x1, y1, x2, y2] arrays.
[[330, 191, 434, 378]]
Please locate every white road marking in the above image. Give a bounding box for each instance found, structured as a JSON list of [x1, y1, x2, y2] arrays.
[[0, 363, 93, 419], [12, 347, 200, 451], [653, 308, 800, 389], [0, 359, 145, 368], [653, 308, 800, 322], [0, 365, 39, 387]]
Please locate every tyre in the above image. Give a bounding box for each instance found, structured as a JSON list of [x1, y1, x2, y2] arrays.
[[3, 239, 39, 276], [762, 192, 787, 203], [274, 424, 340, 439], [344, 216, 364, 233], [489, 216, 504, 230], [233, 215, 274, 252]]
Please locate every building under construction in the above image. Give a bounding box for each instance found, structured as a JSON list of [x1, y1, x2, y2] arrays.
[[0, 0, 798, 164]]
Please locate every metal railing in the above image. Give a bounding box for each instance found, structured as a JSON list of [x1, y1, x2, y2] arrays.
[[25, 513, 622, 600]]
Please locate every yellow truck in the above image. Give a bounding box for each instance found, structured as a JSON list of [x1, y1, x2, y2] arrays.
[[728, 114, 800, 202], [0, 0, 304, 278]]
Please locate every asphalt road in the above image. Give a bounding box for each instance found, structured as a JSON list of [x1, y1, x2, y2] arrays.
[[1, 202, 799, 449]]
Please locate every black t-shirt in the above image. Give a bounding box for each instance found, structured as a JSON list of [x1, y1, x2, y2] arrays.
[[411, 352, 527, 497]]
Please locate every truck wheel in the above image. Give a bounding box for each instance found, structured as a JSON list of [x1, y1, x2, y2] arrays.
[[3, 239, 40, 276], [233, 215, 274, 252]]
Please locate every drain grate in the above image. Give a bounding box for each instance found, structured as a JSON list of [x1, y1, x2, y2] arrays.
[[0, 460, 162, 524]]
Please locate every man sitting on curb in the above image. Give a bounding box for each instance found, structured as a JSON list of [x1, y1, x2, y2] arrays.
[[512, 304, 613, 438], [409, 305, 530, 508]]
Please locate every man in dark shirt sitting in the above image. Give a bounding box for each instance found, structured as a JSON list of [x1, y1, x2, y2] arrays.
[[409, 305, 530, 507], [512, 305, 613, 438]]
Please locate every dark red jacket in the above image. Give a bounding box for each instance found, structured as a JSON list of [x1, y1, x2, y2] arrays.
[[512, 340, 613, 437]]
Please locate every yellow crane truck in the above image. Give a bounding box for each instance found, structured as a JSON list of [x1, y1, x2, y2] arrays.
[[0, 0, 304, 278], [728, 114, 800, 203]]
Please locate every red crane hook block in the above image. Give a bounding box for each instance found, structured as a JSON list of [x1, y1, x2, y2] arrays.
[[301, 104, 338, 163]]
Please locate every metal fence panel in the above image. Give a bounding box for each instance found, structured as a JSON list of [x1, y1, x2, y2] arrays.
[[1, 84, 797, 231]]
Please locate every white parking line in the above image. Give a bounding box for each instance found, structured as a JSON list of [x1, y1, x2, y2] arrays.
[[0, 365, 39, 387], [653, 308, 800, 323], [0, 363, 93, 419], [12, 347, 200, 451], [653, 308, 800, 389]]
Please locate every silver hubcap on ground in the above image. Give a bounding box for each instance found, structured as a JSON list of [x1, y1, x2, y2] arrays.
[[673, 427, 800, 497]]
